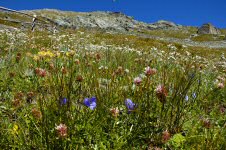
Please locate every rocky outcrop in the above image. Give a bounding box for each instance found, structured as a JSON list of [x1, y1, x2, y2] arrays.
[[22, 9, 180, 32], [0, 9, 182, 32], [197, 23, 221, 35], [150, 20, 178, 29], [30, 10, 149, 32]]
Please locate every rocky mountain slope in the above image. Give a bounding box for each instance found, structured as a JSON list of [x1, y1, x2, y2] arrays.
[[23, 9, 180, 31], [0, 8, 226, 48], [0, 8, 185, 32]]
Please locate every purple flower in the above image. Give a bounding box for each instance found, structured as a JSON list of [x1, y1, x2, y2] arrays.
[[60, 97, 67, 105], [84, 97, 97, 110], [134, 77, 142, 85], [192, 93, 197, 99], [125, 99, 136, 113], [189, 73, 195, 79], [185, 95, 189, 101]]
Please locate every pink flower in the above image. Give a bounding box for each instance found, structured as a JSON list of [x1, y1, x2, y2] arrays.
[[55, 123, 67, 138], [110, 107, 120, 117], [217, 82, 224, 89], [35, 68, 47, 77], [201, 119, 211, 129], [156, 85, 168, 103], [134, 77, 142, 85], [144, 66, 157, 76], [162, 130, 171, 143]]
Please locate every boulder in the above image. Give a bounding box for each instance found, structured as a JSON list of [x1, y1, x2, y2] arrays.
[[197, 23, 221, 35]]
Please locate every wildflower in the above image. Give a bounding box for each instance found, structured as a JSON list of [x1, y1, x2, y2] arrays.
[[35, 68, 47, 77], [192, 92, 197, 99], [29, 63, 34, 69], [217, 82, 224, 89], [16, 53, 22, 63], [115, 66, 123, 75], [60, 97, 67, 105], [201, 119, 211, 129], [66, 51, 75, 57], [33, 55, 40, 61], [125, 99, 136, 113], [134, 77, 142, 85], [220, 106, 225, 114], [38, 50, 55, 58], [32, 108, 42, 119], [217, 76, 225, 82], [27, 91, 34, 103], [162, 130, 171, 143], [95, 53, 101, 60], [99, 66, 108, 70], [55, 123, 67, 138], [15, 91, 24, 99], [84, 97, 97, 110], [49, 63, 54, 70], [156, 85, 168, 103], [55, 51, 61, 57], [144, 66, 157, 76], [76, 75, 83, 82], [185, 95, 189, 101], [12, 99, 21, 107], [124, 69, 129, 74], [74, 59, 80, 65], [39, 69, 47, 77], [61, 67, 67, 74], [110, 107, 120, 117], [12, 124, 19, 135]]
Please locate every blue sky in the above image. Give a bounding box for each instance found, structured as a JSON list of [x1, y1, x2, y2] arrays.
[[0, 0, 225, 28]]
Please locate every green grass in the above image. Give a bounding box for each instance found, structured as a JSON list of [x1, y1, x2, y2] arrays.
[[0, 28, 225, 149], [136, 26, 197, 39], [191, 34, 225, 42]]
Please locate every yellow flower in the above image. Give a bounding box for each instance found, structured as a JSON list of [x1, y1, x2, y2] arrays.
[[38, 51, 55, 58], [12, 124, 19, 135], [37, 51, 46, 57], [33, 55, 40, 61], [66, 51, 76, 57], [45, 51, 55, 58]]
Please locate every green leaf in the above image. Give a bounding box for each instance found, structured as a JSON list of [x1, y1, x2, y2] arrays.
[[168, 133, 186, 148]]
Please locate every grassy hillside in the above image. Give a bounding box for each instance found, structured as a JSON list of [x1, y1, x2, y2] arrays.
[[0, 9, 225, 149], [0, 26, 225, 149]]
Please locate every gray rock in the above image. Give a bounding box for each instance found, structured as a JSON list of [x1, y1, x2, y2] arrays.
[[197, 23, 221, 35], [21, 10, 181, 32], [0, 24, 18, 31], [150, 20, 178, 29], [47, 11, 142, 31]]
